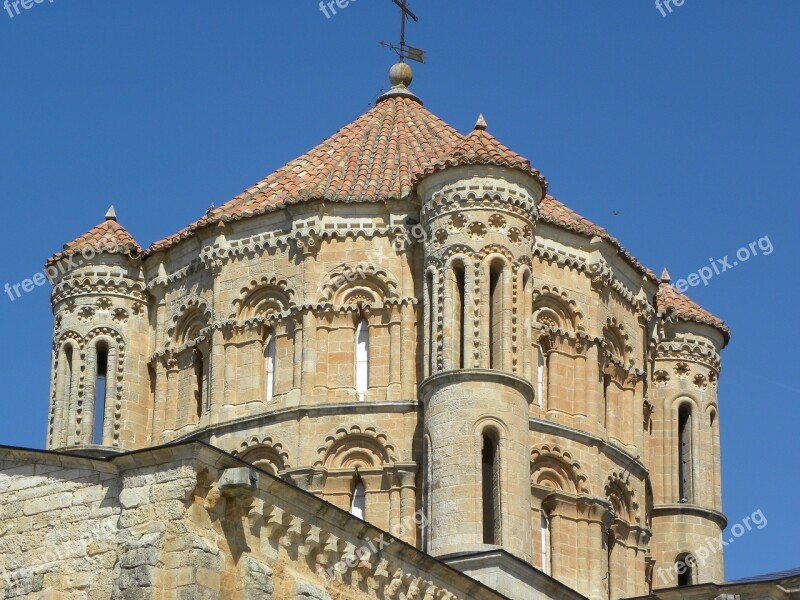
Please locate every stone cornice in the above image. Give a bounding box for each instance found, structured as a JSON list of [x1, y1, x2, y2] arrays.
[[652, 504, 728, 529], [653, 336, 722, 372], [52, 272, 149, 306], [529, 417, 650, 480], [146, 218, 415, 289], [533, 239, 655, 322], [419, 369, 535, 403], [167, 401, 421, 445]]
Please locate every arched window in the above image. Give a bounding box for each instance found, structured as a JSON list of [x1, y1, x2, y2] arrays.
[[193, 349, 205, 420], [676, 553, 695, 586], [540, 510, 552, 575], [62, 345, 74, 407], [489, 262, 504, 369], [537, 346, 546, 409], [93, 342, 109, 445], [453, 262, 466, 369], [678, 404, 693, 503], [481, 432, 500, 545], [355, 318, 369, 400], [265, 334, 276, 402], [350, 477, 366, 520]]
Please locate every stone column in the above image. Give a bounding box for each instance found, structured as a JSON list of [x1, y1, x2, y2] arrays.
[[163, 355, 179, 437], [315, 315, 330, 404], [151, 355, 169, 440], [301, 311, 316, 400], [585, 343, 603, 434], [290, 315, 303, 405], [389, 478, 401, 536], [50, 350, 66, 448], [502, 266, 514, 373], [548, 497, 580, 593], [388, 305, 402, 400], [575, 499, 613, 600], [399, 468, 417, 545], [574, 349, 588, 419], [400, 301, 416, 399], [209, 328, 226, 425]]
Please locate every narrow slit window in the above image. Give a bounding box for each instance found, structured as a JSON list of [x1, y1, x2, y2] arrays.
[[537, 346, 545, 409], [426, 271, 435, 374], [63, 346, 74, 405], [351, 477, 366, 520], [93, 343, 108, 445], [482, 433, 500, 544], [489, 263, 503, 369], [355, 319, 369, 400], [541, 511, 551, 575], [148, 363, 156, 408], [453, 262, 466, 369], [194, 349, 204, 420], [678, 405, 693, 503], [265, 334, 277, 402], [603, 373, 612, 427], [676, 554, 694, 586]]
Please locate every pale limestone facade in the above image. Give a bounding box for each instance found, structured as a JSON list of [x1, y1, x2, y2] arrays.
[[9, 65, 735, 600]]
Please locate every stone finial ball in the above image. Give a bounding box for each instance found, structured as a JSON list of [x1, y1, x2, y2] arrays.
[[389, 62, 413, 87]]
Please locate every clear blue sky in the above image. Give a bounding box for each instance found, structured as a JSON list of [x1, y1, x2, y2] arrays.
[[0, 0, 796, 582]]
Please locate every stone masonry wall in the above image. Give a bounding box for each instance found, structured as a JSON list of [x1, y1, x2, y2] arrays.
[[0, 443, 508, 600]]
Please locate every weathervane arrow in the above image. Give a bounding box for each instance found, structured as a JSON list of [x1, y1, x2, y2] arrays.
[[380, 0, 426, 63]]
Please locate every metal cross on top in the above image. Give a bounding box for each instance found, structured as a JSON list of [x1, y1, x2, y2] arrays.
[[380, 0, 426, 63]]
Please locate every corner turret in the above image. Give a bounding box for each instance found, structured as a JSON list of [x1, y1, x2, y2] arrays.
[[46, 207, 150, 452]]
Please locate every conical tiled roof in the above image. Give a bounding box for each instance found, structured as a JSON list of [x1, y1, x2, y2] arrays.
[[148, 95, 462, 253], [414, 116, 547, 189], [47, 209, 141, 266], [656, 277, 730, 342], [134, 71, 726, 342]]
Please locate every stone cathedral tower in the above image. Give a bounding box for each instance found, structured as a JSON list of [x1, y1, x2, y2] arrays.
[[21, 63, 734, 600], [416, 111, 545, 563]]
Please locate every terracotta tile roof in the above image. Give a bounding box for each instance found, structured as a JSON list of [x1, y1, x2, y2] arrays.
[[656, 277, 731, 342], [134, 92, 725, 340], [147, 96, 463, 255], [47, 216, 142, 266], [539, 196, 727, 338], [414, 118, 548, 191], [538, 195, 658, 281]]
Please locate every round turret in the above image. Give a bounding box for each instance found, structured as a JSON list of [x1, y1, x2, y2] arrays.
[[46, 207, 149, 452], [416, 117, 546, 561], [648, 271, 729, 585]]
